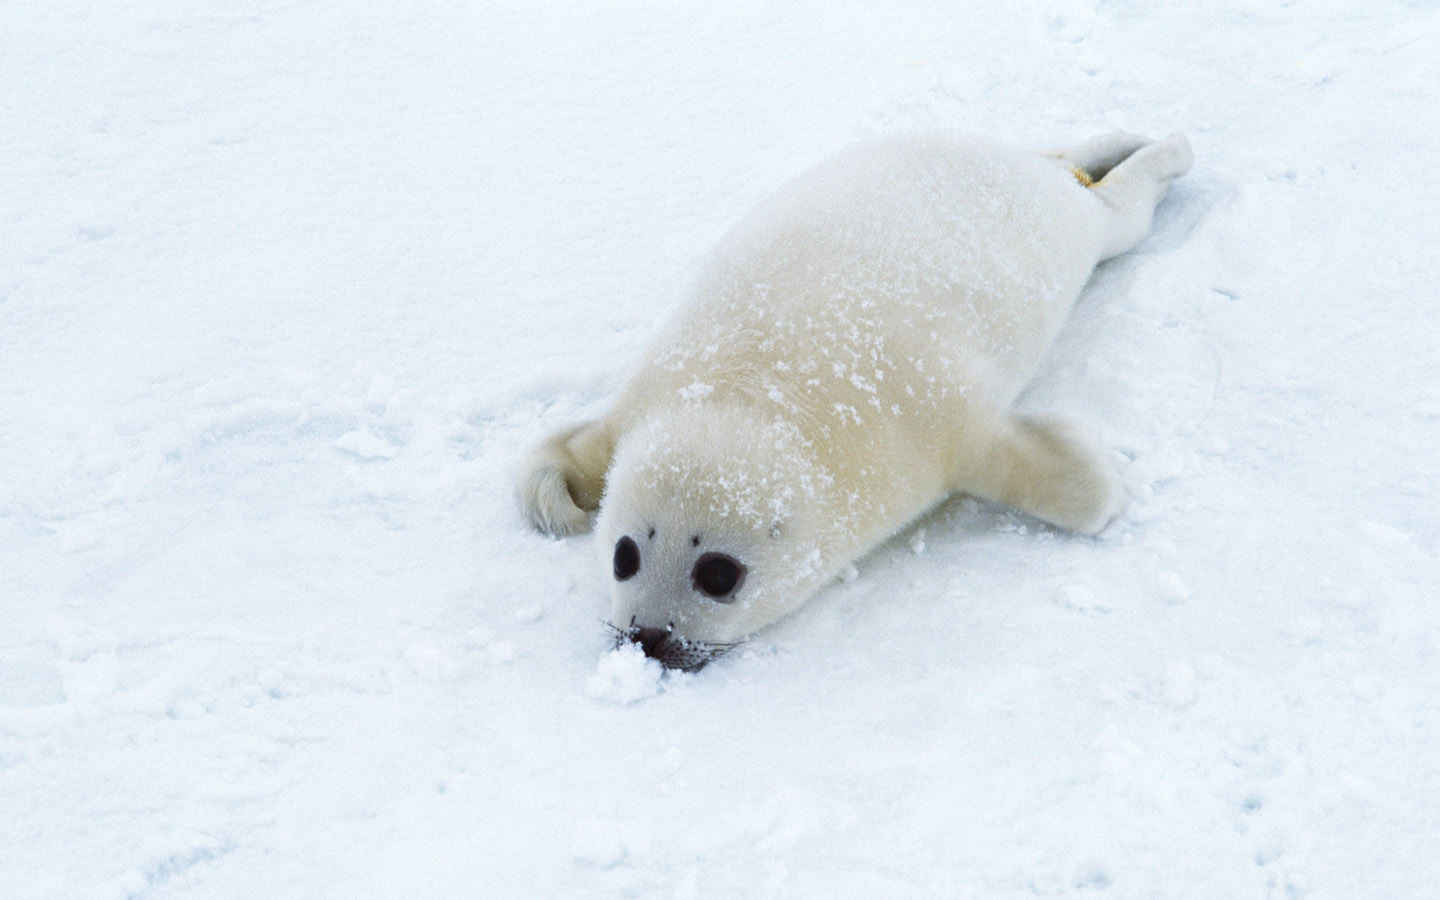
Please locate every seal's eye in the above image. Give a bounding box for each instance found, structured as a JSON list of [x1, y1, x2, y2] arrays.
[[691, 552, 745, 600], [613, 536, 640, 581]]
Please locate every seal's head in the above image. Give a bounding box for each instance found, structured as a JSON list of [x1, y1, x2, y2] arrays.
[[594, 404, 840, 670]]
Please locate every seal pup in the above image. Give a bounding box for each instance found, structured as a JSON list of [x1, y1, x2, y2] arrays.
[[519, 131, 1193, 669]]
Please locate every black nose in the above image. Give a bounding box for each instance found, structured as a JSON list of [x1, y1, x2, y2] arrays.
[[630, 626, 671, 659]]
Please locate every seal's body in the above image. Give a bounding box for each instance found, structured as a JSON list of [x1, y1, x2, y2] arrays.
[[519, 132, 1193, 668]]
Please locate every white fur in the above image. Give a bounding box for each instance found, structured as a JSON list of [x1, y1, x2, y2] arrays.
[[518, 132, 1193, 655]]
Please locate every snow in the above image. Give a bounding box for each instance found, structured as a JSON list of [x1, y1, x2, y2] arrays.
[[585, 644, 665, 705], [3, 1, 1439, 897]]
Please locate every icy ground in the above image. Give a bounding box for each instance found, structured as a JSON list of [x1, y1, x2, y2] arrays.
[[3, 1, 1439, 897]]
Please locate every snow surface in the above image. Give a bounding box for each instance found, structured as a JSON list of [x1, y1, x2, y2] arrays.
[[3, 1, 1439, 897]]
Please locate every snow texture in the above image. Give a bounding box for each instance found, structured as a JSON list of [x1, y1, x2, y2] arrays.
[[3, 1, 1439, 897], [586, 645, 666, 705]]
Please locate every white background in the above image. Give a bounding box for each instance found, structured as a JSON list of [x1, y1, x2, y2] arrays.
[[3, 1, 1438, 896]]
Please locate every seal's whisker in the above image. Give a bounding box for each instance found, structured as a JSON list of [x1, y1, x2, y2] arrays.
[[600, 619, 633, 649], [599, 615, 746, 666]]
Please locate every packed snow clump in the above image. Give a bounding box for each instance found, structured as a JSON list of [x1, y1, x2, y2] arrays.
[[584, 643, 664, 704]]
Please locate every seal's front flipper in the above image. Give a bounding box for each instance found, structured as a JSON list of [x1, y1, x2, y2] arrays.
[[960, 414, 1124, 535], [517, 419, 616, 537]]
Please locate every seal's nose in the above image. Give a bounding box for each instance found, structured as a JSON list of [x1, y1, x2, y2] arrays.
[[630, 626, 671, 659]]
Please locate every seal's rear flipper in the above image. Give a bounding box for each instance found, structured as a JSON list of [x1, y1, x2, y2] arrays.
[[1049, 131, 1152, 183], [1091, 133, 1194, 260]]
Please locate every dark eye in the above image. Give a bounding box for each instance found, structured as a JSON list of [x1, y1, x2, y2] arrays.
[[691, 553, 745, 600], [613, 536, 640, 581]]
